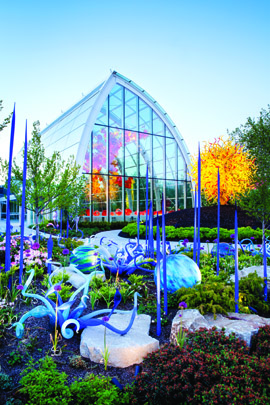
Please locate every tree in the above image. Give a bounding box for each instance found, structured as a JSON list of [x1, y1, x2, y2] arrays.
[[5, 121, 86, 241], [190, 137, 255, 205], [0, 100, 12, 132], [230, 106, 270, 227]]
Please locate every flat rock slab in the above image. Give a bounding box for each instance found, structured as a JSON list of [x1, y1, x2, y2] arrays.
[[170, 309, 270, 346], [80, 313, 159, 368]]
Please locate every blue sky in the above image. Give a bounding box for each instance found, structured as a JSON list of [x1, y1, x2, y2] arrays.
[[1, 0, 269, 160]]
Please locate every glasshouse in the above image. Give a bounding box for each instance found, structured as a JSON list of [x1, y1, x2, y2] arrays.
[[40, 71, 193, 222]]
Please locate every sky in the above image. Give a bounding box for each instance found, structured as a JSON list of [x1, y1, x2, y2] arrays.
[[0, 0, 270, 161]]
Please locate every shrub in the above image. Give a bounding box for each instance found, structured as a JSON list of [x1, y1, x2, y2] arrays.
[[128, 328, 270, 404], [250, 325, 270, 358], [186, 327, 249, 356], [175, 275, 238, 318], [19, 356, 72, 405], [70, 373, 130, 404]]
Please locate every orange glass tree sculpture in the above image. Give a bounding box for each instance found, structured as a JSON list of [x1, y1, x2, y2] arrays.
[[190, 138, 256, 204]]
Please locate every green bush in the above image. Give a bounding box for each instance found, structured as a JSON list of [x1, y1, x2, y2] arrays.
[[19, 356, 72, 405], [70, 373, 130, 404], [122, 223, 269, 243]]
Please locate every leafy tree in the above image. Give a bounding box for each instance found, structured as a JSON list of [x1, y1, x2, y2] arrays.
[[230, 106, 270, 231], [3, 121, 86, 241], [0, 100, 12, 132]]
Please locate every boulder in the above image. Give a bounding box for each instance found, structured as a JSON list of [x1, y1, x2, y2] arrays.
[[170, 309, 270, 347], [80, 313, 159, 368]]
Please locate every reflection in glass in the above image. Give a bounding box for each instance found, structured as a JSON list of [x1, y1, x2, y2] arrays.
[[125, 176, 137, 215], [125, 89, 138, 131], [153, 112, 164, 136], [109, 175, 123, 219], [166, 181, 176, 212], [89, 173, 107, 221], [152, 179, 164, 212], [92, 126, 107, 174], [125, 130, 138, 177], [139, 99, 152, 133], [178, 149, 185, 180], [166, 138, 176, 180], [177, 182, 185, 209], [109, 129, 123, 175], [109, 85, 123, 128], [139, 132, 151, 177], [153, 136, 164, 179]]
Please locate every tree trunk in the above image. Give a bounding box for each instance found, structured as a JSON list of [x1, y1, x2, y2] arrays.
[[35, 207, 39, 243], [262, 219, 268, 302]]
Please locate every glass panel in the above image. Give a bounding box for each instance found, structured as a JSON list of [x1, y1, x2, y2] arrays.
[[125, 89, 138, 131], [152, 178, 164, 213], [83, 140, 91, 173], [91, 173, 107, 222], [153, 112, 164, 136], [138, 176, 150, 217], [166, 138, 176, 180], [139, 132, 151, 177], [166, 180, 176, 212], [124, 176, 137, 220], [109, 128, 123, 175], [177, 182, 185, 210], [177, 149, 185, 180], [109, 175, 123, 220], [153, 136, 164, 179], [186, 182, 193, 208], [109, 84, 123, 128], [96, 98, 108, 125], [125, 130, 138, 177], [92, 125, 107, 174], [165, 126, 173, 138], [139, 99, 152, 134]]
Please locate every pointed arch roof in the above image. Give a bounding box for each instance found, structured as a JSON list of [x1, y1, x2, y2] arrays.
[[40, 71, 191, 175]]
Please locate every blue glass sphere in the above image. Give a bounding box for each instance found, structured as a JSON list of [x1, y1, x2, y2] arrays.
[[155, 253, 201, 293]]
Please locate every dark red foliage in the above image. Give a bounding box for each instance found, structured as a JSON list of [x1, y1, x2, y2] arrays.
[[250, 325, 270, 358], [128, 328, 270, 405]]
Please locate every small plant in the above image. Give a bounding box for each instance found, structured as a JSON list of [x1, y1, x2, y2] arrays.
[[42, 271, 73, 302], [50, 284, 63, 355], [89, 290, 99, 310], [19, 356, 72, 405], [176, 301, 187, 349], [69, 355, 88, 369], [0, 302, 17, 344], [70, 373, 130, 404], [8, 348, 24, 365], [98, 284, 116, 308], [101, 316, 110, 371], [0, 371, 13, 391]]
